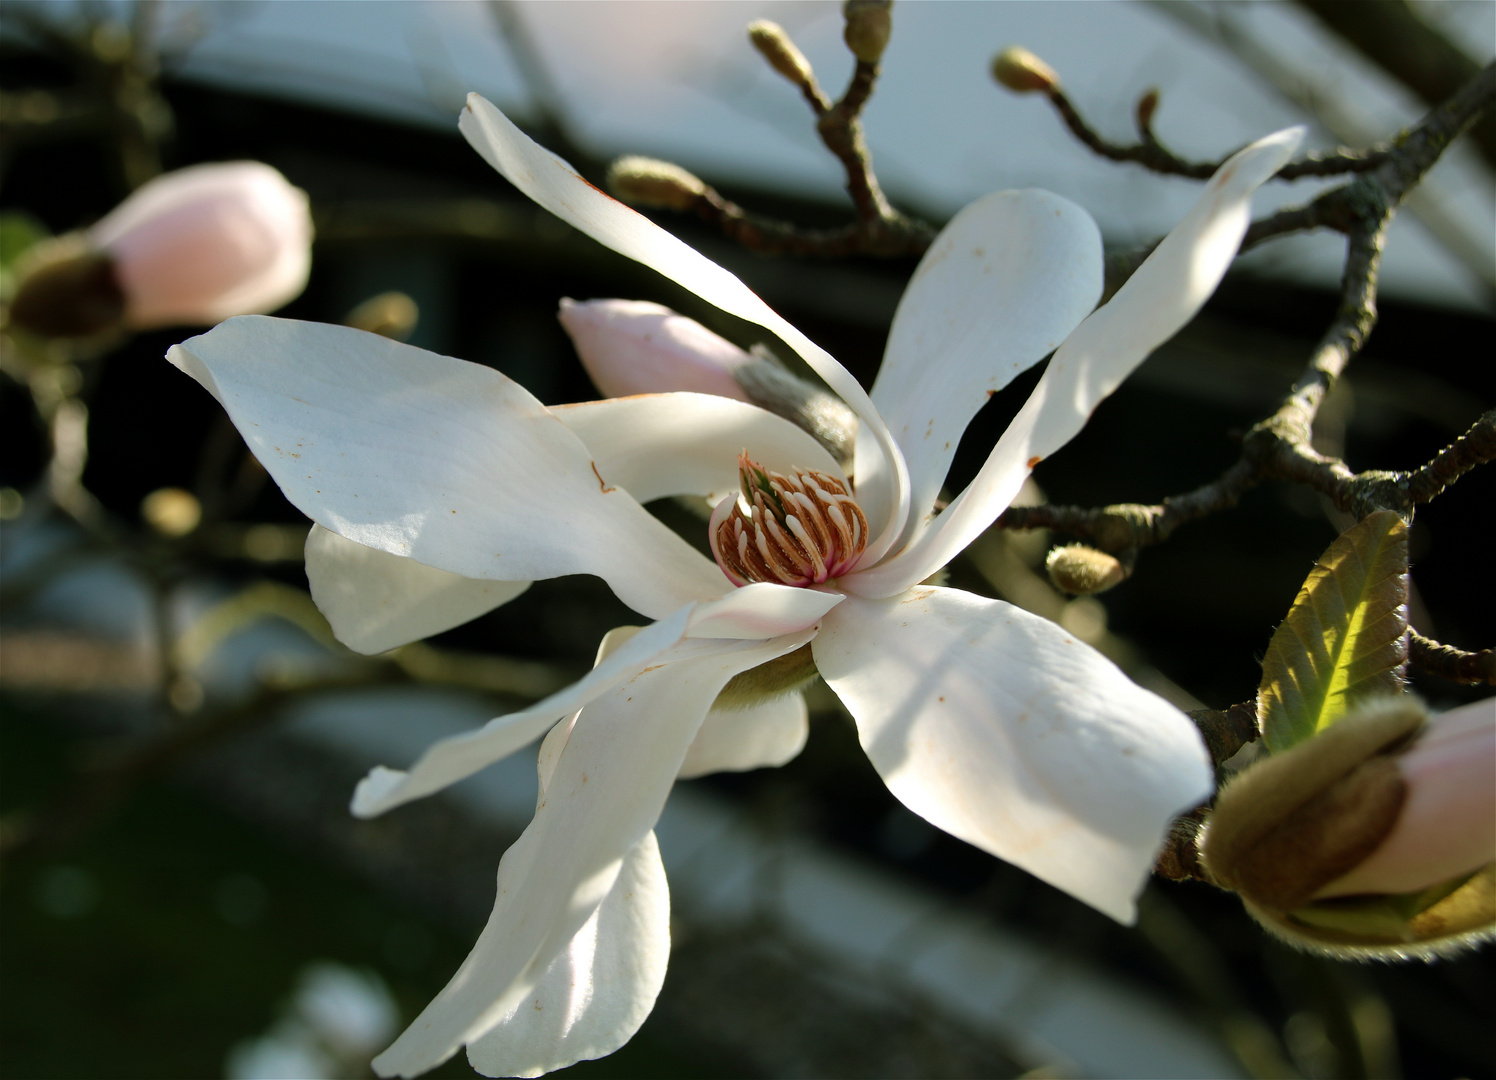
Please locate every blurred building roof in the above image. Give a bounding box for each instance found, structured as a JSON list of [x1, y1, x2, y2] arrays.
[[12, 0, 1496, 309]]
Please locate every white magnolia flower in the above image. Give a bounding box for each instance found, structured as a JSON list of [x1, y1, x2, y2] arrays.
[[168, 94, 1302, 1079]]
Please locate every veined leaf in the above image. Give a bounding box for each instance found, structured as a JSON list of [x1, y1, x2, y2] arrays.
[[1259, 510, 1409, 751]]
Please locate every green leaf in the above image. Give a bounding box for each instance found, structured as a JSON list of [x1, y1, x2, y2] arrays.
[[1259, 510, 1409, 751]]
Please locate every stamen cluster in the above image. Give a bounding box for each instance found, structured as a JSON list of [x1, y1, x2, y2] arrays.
[[710, 453, 868, 587]]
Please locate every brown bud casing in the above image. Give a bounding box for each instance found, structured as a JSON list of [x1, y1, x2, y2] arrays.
[[1045, 544, 1127, 595], [991, 46, 1060, 94], [1198, 696, 1495, 955], [1202, 696, 1425, 911], [605, 156, 707, 212], [8, 238, 126, 339], [842, 0, 893, 64]]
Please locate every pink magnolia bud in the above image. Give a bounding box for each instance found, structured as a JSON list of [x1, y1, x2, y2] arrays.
[[88, 162, 312, 329], [1316, 697, 1495, 898], [557, 298, 751, 401]]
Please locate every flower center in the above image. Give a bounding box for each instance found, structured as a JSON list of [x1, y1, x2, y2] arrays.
[[709, 453, 868, 587]]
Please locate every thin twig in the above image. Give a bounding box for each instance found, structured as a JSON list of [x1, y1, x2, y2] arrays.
[[1407, 631, 1496, 686], [689, 187, 933, 258], [1406, 409, 1496, 505], [619, 13, 936, 258], [1044, 84, 1391, 180], [1188, 701, 1261, 767]]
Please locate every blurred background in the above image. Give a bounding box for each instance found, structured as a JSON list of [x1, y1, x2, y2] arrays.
[[1, 2, 1492, 1078]]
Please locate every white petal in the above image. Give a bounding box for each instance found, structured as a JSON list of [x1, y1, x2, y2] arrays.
[[459, 93, 910, 561], [465, 831, 669, 1079], [304, 526, 529, 655], [352, 585, 837, 816], [852, 127, 1304, 596], [678, 692, 809, 779], [551, 392, 842, 505], [684, 581, 842, 640], [860, 190, 1102, 540], [371, 627, 817, 1079], [812, 587, 1213, 923], [168, 315, 727, 620]]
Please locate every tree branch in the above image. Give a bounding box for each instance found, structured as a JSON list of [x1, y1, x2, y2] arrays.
[[1406, 409, 1496, 505], [612, 11, 936, 259], [1408, 631, 1496, 686], [1007, 63, 1496, 551], [1043, 83, 1392, 180]]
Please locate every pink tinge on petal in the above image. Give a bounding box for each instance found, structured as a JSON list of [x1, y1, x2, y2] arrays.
[[1317, 699, 1496, 898], [558, 298, 751, 401], [90, 162, 312, 328]]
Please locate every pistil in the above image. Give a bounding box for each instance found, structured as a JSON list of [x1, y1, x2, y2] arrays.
[[710, 453, 868, 587]]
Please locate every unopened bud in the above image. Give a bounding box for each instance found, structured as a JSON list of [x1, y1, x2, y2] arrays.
[[991, 46, 1060, 94], [7, 236, 127, 338], [1317, 697, 1494, 899], [842, 0, 892, 65], [345, 291, 419, 341], [141, 487, 202, 537], [1204, 695, 1496, 955], [1136, 87, 1161, 132], [605, 156, 707, 213], [748, 20, 817, 88], [557, 298, 750, 401], [89, 161, 312, 329], [1204, 697, 1424, 911], [1046, 544, 1127, 595]]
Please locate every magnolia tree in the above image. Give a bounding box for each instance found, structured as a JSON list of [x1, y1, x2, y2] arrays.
[[1, 3, 1492, 1079]]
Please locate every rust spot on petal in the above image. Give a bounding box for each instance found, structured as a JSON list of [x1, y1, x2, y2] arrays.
[[591, 461, 615, 493], [1027, 456, 1042, 469]]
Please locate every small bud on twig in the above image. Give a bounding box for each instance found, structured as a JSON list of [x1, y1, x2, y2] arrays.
[[991, 46, 1060, 94], [748, 20, 818, 89], [1135, 87, 1161, 135], [345, 291, 419, 341], [7, 238, 127, 339], [605, 156, 707, 212], [141, 488, 202, 538], [842, 0, 892, 65], [1045, 544, 1128, 595]]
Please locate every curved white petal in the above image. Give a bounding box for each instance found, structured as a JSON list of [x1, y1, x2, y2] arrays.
[[812, 587, 1213, 923], [305, 526, 529, 655], [859, 190, 1102, 540], [551, 392, 842, 505], [678, 692, 809, 779], [853, 127, 1305, 596], [168, 315, 727, 620], [352, 584, 839, 816], [684, 581, 842, 640], [465, 831, 669, 1079], [458, 93, 910, 562], [370, 626, 817, 1079]]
